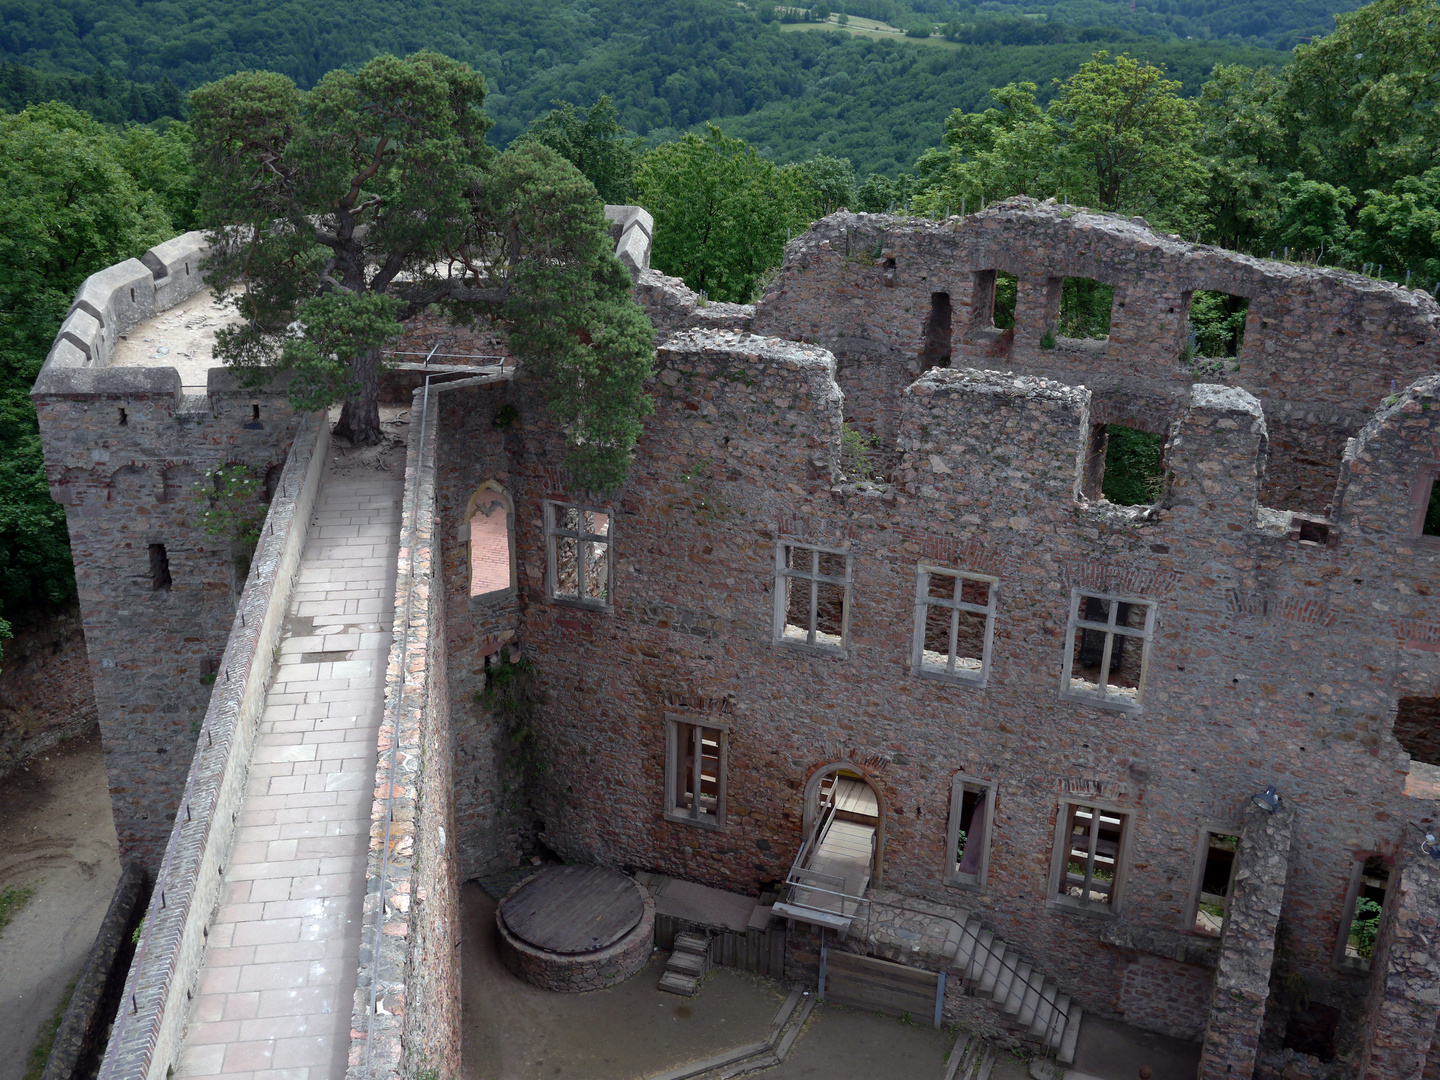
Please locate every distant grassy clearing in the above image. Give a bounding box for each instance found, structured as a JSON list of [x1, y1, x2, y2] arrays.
[[779, 19, 965, 49]]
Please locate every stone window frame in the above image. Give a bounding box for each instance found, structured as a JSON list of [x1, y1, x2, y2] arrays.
[[543, 499, 615, 613], [1045, 798, 1134, 919], [464, 482, 517, 609], [911, 564, 997, 687], [772, 539, 852, 656], [1331, 852, 1392, 974], [1183, 825, 1241, 938], [663, 714, 729, 831], [1059, 588, 1157, 714], [945, 775, 996, 891], [1407, 468, 1440, 552]]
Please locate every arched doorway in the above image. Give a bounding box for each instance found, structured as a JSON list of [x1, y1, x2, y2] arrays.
[[801, 762, 885, 887]]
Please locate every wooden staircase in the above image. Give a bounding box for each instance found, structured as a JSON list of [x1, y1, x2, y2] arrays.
[[659, 930, 711, 997]]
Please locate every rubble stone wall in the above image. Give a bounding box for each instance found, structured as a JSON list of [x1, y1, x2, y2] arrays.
[[1356, 855, 1440, 1080]]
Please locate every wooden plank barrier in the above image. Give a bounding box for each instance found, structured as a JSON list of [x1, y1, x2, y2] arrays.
[[654, 915, 787, 979], [821, 950, 941, 1024]]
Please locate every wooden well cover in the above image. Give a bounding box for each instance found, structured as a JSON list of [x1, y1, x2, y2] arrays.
[[500, 865, 644, 954]]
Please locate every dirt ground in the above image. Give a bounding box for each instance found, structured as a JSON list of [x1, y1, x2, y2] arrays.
[[460, 882, 1023, 1080], [0, 729, 121, 1080], [109, 287, 244, 392]]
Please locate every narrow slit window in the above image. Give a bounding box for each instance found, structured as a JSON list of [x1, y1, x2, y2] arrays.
[[972, 270, 1017, 330], [1052, 802, 1129, 913], [1424, 477, 1440, 538], [252, 403, 261, 421], [912, 567, 996, 685], [544, 500, 613, 609], [921, 292, 952, 368], [947, 777, 995, 888], [1336, 855, 1390, 970], [665, 717, 727, 828], [149, 543, 172, 591], [1058, 277, 1114, 341], [119, 408, 128, 426], [468, 490, 514, 601], [774, 541, 850, 653], [1062, 591, 1156, 711], [1189, 831, 1239, 936]]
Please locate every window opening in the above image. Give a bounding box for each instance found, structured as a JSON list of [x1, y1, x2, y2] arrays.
[[469, 491, 514, 600], [1054, 802, 1128, 912], [149, 544, 172, 591], [1188, 291, 1248, 359], [252, 403, 261, 421], [775, 542, 850, 652], [1062, 591, 1155, 710], [921, 292, 952, 368], [913, 567, 996, 685], [948, 778, 995, 888], [1394, 696, 1440, 766], [665, 718, 727, 828], [1098, 424, 1165, 506], [1058, 277, 1114, 340], [118, 408, 128, 426], [1338, 855, 1390, 969], [1190, 831, 1239, 935], [1424, 478, 1440, 537], [544, 501, 613, 608]]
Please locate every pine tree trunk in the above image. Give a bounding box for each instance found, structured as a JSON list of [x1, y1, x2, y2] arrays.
[[332, 346, 383, 447]]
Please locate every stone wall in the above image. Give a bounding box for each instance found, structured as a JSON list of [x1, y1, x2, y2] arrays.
[[33, 230, 303, 869], [97, 412, 328, 1080], [1118, 955, 1214, 1042], [1355, 853, 1440, 1080], [0, 605, 99, 777], [1197, 802, 1295, 1079], [472, 317, 1440, 1048], [752, 200, 1440, 512]]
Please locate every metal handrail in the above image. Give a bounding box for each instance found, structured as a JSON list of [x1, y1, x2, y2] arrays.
[[781, 875, 1069, 1061]]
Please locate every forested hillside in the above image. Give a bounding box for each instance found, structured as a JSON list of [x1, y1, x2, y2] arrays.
[[0, 0, 1293, 172]]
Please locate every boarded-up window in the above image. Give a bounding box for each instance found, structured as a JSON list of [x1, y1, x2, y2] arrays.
[[665, 717, 727, 828], [544, 501, 613, 608], [468, 494, 512, 599], [947, 777, 995, 889]]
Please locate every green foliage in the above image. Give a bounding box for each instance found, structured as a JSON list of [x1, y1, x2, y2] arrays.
[[0, 102, 175, 649], [1189, 291, 1247, 358], [0, 62, 186, 125], [993, 271, 1017, 330], [521, 96, 643, 204], [1355, 168, 1440, 286], [1349, 896, 1382, 959], [1059, 278, 1114, 339], [279, 292, 405, 413], [840, 423, 880, 481], [787, 154, 858, 217], [1102, 425, 1165, 506], [477, 657, 547, 799], [0, 884, 35, 937], [637, 125, 810, 303], [193, 463, 267, 547]]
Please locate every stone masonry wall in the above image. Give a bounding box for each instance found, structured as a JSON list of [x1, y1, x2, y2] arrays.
[[1355, 853, 1440, 1080], [1118, 955, 1215, 1042], [1197, 802, 1296, 1079], [0, 605, 99, 777], [752, 200, 1440, 512], [481, 321, 1438, 1046]]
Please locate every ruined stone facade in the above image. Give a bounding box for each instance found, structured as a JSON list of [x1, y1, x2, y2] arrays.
[[42, 199, 1440, 1078]]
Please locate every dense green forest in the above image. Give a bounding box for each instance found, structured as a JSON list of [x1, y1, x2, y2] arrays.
[[0, 0, 1292, 172], [1, 0, 1436, 648]]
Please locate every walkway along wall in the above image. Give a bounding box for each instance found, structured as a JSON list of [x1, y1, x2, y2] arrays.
[[96, 413, 328, 1080], [32, 231, 302, 869]]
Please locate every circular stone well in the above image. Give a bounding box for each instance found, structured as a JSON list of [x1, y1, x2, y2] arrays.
[[496, 865, 655, 992]]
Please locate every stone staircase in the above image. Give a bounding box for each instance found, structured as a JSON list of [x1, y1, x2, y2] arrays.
[[862, 892, 1082, 1063], [659, 930, 712, 997]]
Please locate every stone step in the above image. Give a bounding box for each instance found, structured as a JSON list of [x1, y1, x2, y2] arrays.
[[1031, 991, 1069, 1046], [667, 950, 707, 978], [1016, 974, 1044, 1028], [659, 970, 701, 997], [989, 947, 1016, 1004], [1002, 961, 1033, 1016], [965, 927, 993, 983], [940, 912, 970, 961], [978, 940, 1008, 996], [675, 930, 710, 957], [1058, 1006, 1084, 1065]]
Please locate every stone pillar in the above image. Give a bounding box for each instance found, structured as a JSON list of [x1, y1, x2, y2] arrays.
[[1196, 800, 1295, 1080], [1355, 855, 1440, 1080], [1164, 383, 1267, 530]]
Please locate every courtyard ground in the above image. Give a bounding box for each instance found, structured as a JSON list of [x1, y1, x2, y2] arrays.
[[461, 882, 1031, 1080], [0, 729, 121, 1080]]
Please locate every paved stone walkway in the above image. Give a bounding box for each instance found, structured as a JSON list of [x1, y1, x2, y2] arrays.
[[175, 466, 403, 1080]]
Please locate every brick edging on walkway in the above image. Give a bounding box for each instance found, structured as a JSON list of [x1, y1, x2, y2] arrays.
[[99, 412, 330, 1080]]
